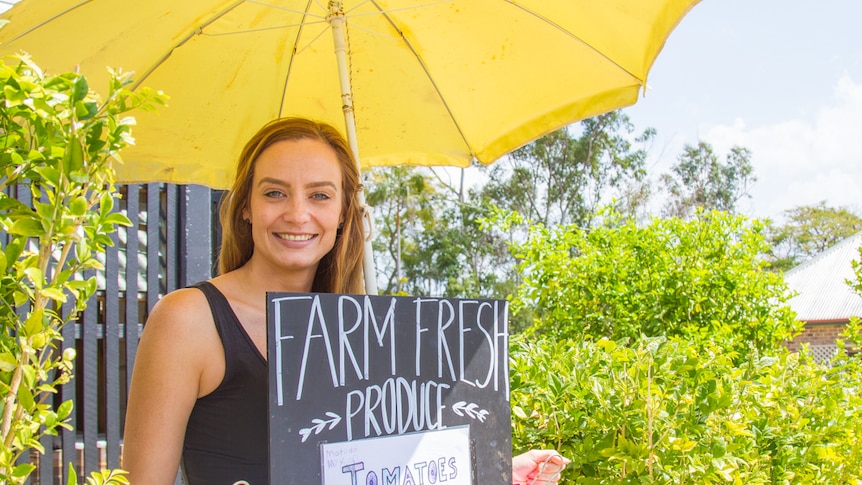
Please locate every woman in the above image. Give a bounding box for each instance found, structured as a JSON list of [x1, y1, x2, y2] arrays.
[[122, 117, 567, 484]]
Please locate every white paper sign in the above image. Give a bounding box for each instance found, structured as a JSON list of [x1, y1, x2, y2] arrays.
[[320, 426, 473, 485]]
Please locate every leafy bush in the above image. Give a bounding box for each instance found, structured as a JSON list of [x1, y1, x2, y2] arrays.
[[511, 335, 862, 484], [0, 54, 164, 484], [510, 209, 801, 358]]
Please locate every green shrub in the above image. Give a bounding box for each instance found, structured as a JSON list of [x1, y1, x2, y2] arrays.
[[0, 54, 164, 484], [511, 335, 862, 484], [510, 209, 801, 358]]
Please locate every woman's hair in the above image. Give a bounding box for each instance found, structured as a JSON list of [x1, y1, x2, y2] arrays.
[[217, 117, 365, 294]]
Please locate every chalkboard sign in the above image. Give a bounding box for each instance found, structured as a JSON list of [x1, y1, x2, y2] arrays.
[[267, 293, 512, 484]]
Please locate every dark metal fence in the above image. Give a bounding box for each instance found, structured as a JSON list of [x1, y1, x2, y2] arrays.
[[5, 184, 222, 485]]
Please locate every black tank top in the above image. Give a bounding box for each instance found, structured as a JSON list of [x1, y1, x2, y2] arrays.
[[181, 282, 268, 484]]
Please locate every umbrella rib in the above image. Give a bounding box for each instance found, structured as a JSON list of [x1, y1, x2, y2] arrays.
[[344, 0, 453, 18], [503, 0, 643, 84], [0, 0, 90, 46], [369, 0, 479, 161], [278, 0, 315, 118], [131, 1, 247, 91]]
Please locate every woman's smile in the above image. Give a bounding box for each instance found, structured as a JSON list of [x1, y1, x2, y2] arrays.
[[275, 232, 316, 242]]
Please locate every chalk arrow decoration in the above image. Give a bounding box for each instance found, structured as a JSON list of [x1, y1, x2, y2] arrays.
[[451, 401, 490, 422], [299, 411, 342, 443]]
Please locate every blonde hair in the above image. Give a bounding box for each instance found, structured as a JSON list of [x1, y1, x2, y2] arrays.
[[217, 117, 365, 294]]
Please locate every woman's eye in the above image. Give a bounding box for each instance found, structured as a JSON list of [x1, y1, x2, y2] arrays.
[[311, 192, 331, 201], [264, 190, 284, 198]]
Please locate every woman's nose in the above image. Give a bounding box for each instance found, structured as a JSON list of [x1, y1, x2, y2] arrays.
[[282, 197, 310, 223]]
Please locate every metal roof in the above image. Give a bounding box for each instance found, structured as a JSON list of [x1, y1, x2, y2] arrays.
[[784, 232, 862, 322]]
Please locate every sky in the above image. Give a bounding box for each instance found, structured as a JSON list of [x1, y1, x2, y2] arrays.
[[621, 0, 862, 222]]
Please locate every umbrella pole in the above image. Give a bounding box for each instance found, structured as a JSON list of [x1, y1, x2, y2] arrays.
[[329, 2, 379, 295]]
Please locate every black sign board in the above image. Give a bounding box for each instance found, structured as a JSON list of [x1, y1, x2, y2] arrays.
[[267, 293, 511, 484]]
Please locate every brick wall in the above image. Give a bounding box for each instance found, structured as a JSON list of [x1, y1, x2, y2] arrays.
[[787, 321, 846, 352]]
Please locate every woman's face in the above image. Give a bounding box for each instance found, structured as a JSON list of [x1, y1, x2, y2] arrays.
[[243, 138, 344, 283]]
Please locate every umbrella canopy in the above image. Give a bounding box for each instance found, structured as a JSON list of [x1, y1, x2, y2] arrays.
[[0, 0, 700, 189]]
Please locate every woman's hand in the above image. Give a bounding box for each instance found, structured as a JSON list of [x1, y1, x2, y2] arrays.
[[512, 449, 570, 484]]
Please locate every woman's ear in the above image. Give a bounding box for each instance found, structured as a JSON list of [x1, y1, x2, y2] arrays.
[[242, 207, 250, 223]]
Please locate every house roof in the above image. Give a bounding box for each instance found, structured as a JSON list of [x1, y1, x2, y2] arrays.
[[785, 232, 862, 322]]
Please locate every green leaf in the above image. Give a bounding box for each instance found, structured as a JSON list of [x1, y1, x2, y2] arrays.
[[17, 380, 36, 410], [57, 399, 73, 420], [34, 200, 55, 221], [3, 83, 25, 106], [62, 137, 84, 174], [74, 100, 98, 120], [12, 462, 36, 478], [66, 462, 78, 485], [597, 339, 617, 353], [13, 288, 30, 307], [99, 191, 115, 217], [4, 232, 25, 261], [0, 352, 17, 372], [71, 75, 88, 103], [103, 212, 132, 227], [34, 165, 61, 187], [40, 286, 68, 303], [23, 267, 43, 289], [23, 308, 45, 336], [8, 216, 44, 237], [512, 405, 528, 420], [598, 447, 617, 458]]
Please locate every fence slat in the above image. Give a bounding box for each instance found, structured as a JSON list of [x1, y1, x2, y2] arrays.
[[147, 184, 161, 314], [82, 270, 99, 476], [61, 298, 77, 484], [105, 221, 121, 470], [37, 427, 52, 485], [180, 185, 214, 286], [124, 185, 141, 451], [166, 184, 178, 293]]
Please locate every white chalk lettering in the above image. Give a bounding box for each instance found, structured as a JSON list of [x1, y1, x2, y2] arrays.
[[345, 377, 450, 440], [296, 295, 338, 400], [413, 298, 435, 376], [294, 295, 403, 399], [456, 300, 478, 386], [271, 295, 309, 406], [436, 299, 456, 381], [364, 296, 398, 377], [339, 295, 363, 386]]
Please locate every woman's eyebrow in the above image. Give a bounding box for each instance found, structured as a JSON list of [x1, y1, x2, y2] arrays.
[[256, 177, 337, 190], [305, 181, 338, 190], [257, 177, 286, 187]]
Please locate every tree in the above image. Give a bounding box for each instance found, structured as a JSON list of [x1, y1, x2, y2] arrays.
[[366, 166, 521, 304], [480, 111, 653, 229], [661, 141, 756, 218], [0, 55, 164, 483], [766, 202, 862, 272], [365, 166, 438, 294]]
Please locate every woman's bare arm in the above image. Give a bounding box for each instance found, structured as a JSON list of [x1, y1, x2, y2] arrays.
[[122, 288, 224, 484]]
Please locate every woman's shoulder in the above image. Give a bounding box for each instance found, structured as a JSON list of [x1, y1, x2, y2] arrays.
[[151, 285, 211, 315], [142, 284, 219, 339]]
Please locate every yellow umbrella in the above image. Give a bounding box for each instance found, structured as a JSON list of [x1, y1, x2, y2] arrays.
[[0, 0, 701, 292]]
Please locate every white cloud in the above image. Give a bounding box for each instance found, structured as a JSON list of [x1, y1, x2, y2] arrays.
[[699, 73, 862, 220]]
